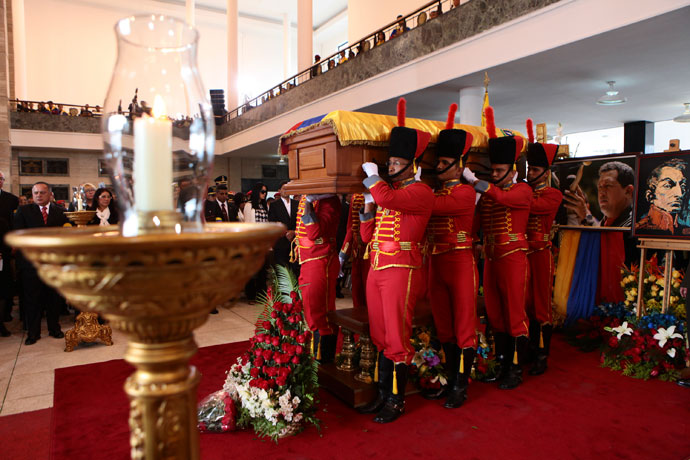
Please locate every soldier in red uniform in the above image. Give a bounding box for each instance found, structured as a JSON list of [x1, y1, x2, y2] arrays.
[[466, 106, 532, 390], [293, 193, 342, 362], [338, 193, 369, 312], [524, 119, 563, 376], [425, 103, 479, 408], [357, 98, 434, 423]]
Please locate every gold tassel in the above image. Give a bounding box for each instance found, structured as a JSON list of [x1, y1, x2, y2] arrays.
[[513, 347, 518, 365], [459, 159, 463, 169], [374, 355, 379, 382], [392, 366, 398, 395], [363, 242, 371, 260], [413, 162, 418, 175], [316, 341, 322, 360], [512, 163, 517, 171], [539, 327, 544, 349], [310, 335, 314, 355], [460, 350, 465, 374]]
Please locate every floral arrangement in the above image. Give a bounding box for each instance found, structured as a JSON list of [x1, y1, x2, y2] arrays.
[[601, 313, 687, 381], [565, 299, 688, 381], [471, 332, 499, 382], [197, 265, 319, 441], [409, 326, 447, 389], [197, 390, 237, 433], [620, 256, 685, 319]]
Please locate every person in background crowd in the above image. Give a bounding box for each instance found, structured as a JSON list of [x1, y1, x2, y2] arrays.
[[210, 184, 238, 223], [13, 182, 70, 345], [267, 197, 275, 209], [80, 104, 93, 117], [18, 195, 28, 206], [0, 171, 18, 336], [244, 183, 270, 302], [389, 15, 410, 39], [311, 55, 322, 78], [204, 186, 217, 222], [38, 102, 50, 114], [451, 0, 461, 8], [328, 59, 335, 71], [375, 31, 386, 47], [234, 192, 246, 222], [339, 193, 369, 312], [268, 181, 299, 269], [87, 188, 119, 226]]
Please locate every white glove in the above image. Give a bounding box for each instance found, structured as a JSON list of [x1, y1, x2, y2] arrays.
[[339, 251, 347, 266], [306, 193, 335, 203], [462, 167, 477, 183], [512, 172, 518, 183], [363, 192, 374, 204], [414, 165, 422, 181], [362, 162, 379, 177]]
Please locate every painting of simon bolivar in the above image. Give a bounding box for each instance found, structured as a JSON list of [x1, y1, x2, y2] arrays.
[[634, 151, 690, 238]]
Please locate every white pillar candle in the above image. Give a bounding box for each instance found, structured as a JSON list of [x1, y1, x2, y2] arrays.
[[77, 197, 83, 211], [133, 95, 173, 212]]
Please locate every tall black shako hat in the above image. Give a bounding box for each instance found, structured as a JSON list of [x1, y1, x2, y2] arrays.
[[388, 98, 432, 168], [525, 118, 558, 168], [485, 105, 524, 168], [437, 103, 474, 164]]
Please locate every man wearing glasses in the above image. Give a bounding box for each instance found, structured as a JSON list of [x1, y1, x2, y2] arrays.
[[357, 98, 434, 423]]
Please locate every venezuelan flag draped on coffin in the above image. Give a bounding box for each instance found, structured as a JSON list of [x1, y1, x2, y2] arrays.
[[279, 110, 525, 195]]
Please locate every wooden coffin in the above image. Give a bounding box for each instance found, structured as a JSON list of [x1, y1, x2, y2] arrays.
[[279, 110, 524, 195]]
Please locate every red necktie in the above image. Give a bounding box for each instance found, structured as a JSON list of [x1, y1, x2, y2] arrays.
[[41, 206, 48, 225], [220, 203, 229, 221]]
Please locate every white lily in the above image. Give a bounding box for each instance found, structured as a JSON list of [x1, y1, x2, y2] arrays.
[[667, 348, 677, 358], [610, 321, 633, 340], [653, 325, 683, 348]]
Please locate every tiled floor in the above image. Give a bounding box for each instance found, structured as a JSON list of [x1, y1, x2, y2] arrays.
[[0, 296, 353, 416]]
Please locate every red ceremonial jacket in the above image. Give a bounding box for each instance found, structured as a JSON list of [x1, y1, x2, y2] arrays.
[[428, 179, 476, 254], [294, 195, 341, 263], [475, 181, 533, 260], [340, 193, 366, 258], [527, 183, 563, 252], [360, 176, 434, 271]]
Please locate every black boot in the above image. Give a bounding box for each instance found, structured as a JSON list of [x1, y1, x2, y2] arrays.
[[421, 342, 456, 400], [492, 332, 510, 383], [319, 333, 338, 364], [358, 352, 391, 414], [526, 320, 540, 364], [529, 324, 553, 376], [499, 336, 527, 390], [444, 347, 475, 409], [374, 362, 407, 423]]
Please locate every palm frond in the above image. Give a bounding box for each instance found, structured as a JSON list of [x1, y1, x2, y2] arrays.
[[274, 265, 301, 302]]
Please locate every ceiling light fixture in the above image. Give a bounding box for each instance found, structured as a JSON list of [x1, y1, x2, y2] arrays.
[[277, 155, 287, 165], [596, 81, 627, 106], [673, 103, 690, 123]]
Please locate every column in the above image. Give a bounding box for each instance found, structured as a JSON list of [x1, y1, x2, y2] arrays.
[[186, 0, 195, 27], [226, 0, 238, 110], [297, 0, 312, 73], [282, 13, 290, 80], [11, 0, 25, 100], [458, 87, 484, 126], [0, 2, 12, 190]]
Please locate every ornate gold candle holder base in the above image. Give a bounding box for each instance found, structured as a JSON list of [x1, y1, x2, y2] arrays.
[[6, 222, 284, 460], [64, 311, 114, 352], [64, 210, 97, 227]]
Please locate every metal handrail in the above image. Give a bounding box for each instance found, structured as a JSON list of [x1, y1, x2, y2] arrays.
[[220, 0, 457, 123]]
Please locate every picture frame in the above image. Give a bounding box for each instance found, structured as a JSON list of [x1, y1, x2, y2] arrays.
[[633, 150, 690, 239], [552, 153, 637, 230]]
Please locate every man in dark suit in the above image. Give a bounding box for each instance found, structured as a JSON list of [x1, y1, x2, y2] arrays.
[[268, 181, 298, 268], [13, 182, 70, 345], [0, 171, 19, 335], [205, 184, 238, 223]]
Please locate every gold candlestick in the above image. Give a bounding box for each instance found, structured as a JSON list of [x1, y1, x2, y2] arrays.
[[6, 222, 284, 459]]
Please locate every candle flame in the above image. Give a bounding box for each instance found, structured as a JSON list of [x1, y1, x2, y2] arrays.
[[152, 95, 167, 119]]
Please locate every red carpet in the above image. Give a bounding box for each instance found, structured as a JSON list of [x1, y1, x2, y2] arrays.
[[0, 408, 51, 459], [7, 335, 689, 459]]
